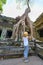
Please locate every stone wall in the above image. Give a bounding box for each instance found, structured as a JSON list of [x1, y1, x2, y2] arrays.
[[33, 13, 43, 41]]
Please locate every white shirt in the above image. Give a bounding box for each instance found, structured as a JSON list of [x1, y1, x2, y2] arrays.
[[23, 37, 28, 46]]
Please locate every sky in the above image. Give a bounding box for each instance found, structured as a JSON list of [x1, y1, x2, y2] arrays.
[[2, 0, 43, 22]]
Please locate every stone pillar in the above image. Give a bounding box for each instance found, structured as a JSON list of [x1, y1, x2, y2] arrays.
[[1, 28, 7, 40]]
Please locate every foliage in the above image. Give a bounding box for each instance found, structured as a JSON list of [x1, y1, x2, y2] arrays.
[[2, 0, 6, 4], [0, 0, 6, 13]]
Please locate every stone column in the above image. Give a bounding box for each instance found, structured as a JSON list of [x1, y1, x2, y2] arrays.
[[1, 28, 7, 40]]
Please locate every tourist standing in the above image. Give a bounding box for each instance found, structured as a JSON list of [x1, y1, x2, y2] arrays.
[[23, 32, 29, 62]]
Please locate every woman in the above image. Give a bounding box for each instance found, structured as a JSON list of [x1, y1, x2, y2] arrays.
[[23, 32, 29, 62]]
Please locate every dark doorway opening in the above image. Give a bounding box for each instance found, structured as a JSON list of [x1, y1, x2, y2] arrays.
[[0, 29, 2, 37], [38, 29, 43, 37], [6, 30, 12, 38]]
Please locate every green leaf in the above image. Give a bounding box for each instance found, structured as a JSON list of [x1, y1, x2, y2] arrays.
[[2, 0, 6, 4], [0, 0, 3, 11], [0, 0, 6, 13]]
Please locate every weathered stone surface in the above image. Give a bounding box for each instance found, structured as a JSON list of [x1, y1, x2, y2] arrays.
[[33, 13, 43, 41], [0, 56, 43, 65]]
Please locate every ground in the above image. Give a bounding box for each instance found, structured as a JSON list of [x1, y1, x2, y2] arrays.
[[0, 56, 43, 65]]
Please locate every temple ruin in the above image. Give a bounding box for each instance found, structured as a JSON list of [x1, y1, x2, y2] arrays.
[[0, 5, 33, 41], [12, 7, 33, 41]]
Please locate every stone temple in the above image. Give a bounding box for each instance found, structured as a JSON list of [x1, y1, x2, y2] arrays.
[[0, 4, 33, 41]]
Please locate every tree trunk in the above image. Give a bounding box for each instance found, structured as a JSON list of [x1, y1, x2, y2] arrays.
[[12, 1, 33, 41]]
